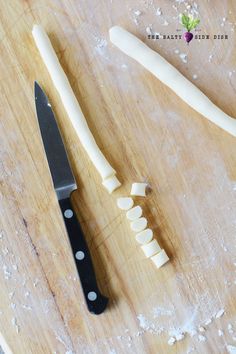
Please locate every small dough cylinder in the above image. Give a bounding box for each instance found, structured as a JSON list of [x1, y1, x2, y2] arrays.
[[141, 239, 161, 257], [135, 228, 153, 244], [102, 176, 121, 194], [126, 205, 142, 220], [130, 217, 147, 232], [117, 197, 134, 210], [32, 25, 119, 183], [151, 249, 169, 268], [130, 183, 148, 197], [109, 26, 236, 137]]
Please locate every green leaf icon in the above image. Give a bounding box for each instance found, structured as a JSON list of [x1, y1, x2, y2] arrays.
[[180, 13, 200, 32]]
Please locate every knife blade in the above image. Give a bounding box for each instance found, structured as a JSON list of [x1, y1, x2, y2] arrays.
[[34, 81, 108, 315]]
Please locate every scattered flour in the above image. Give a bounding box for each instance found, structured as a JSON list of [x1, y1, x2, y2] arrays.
[[162, 20, 169, 26], [134, 10, 141, 16], [179, 53, 187, 63], [94, 37, 108, 58], [208, 54, 213, 62], [146, 26, 152, 35], [215, 309, 225, 319], [228, 324, 234, 334], [227, 345, 236, 354], [198, 326, 205, 333], [168, 337, 176, 346], [175, 333, 185, 341], [198, 334, 206, 342], [205, 319, 212, 326]]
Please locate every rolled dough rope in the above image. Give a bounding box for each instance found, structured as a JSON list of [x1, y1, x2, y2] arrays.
[[109, 26, 236, 137], [126, 205, 142, 220], [130, 183, 148, 197], [130, 217, 147, 232], [141, 239, 161, 257], [117, 197, 134, 210], [32, 25, 120, 191], [135, 228, 153, 244], [151, 249, 169, 268]]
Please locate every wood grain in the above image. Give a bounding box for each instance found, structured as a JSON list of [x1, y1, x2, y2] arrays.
[[0, 0, 236, 353]]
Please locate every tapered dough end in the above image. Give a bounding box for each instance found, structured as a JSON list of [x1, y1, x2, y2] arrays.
[[109, 26, 140, 54], [32, 24, 42, 35], [109, 26, 124, 42], [102, 176, 121, 193], [151, 249, 169, 268], [141, 239, 161, 257]]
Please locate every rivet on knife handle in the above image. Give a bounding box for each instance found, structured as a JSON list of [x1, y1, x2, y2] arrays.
[[59, 196, 108, 315]]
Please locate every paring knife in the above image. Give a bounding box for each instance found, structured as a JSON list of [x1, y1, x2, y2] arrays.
[[34, 81, 108, 315]]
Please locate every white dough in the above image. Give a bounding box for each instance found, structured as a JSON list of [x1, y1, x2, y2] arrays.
[[130, 217, 147, 232], [141, 239, 161, 257], [117, 197, 134, 210], [130, 183, 148, 197], [135, 228, 153, 244], [32, 25, 120, 190], [102, 176, 121, 194], [0, 332, 13, 354], [126, 205, 142, 220], [109, 26, 236, 137], [151, 249, 169, 268]]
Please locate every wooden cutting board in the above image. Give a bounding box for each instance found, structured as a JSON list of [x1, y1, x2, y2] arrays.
[[0, 0, 236, 353]]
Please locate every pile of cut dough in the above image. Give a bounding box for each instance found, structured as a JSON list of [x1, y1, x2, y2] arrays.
[[109, 26, 236, 137], [32, 25, 121, 193], [116, 183, 169, 269]]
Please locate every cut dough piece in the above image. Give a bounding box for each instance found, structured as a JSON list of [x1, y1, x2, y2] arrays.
[[130, 217, 147, 232], [141, 239, 161, 257], [151, 249, 169, 268], [109, 26, 236, 137], [130, 183, 148, 197], [117, 197, 134, 210], [126, 205, 142, 220], [135, 228, 153, 244], [102, 176, 121, 194], [32, 25, 120, 186]]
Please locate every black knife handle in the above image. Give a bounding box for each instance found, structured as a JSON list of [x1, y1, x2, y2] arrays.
[[59, 197, 108, 315]]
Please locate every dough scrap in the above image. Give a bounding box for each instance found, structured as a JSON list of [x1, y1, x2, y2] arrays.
[[151, 249, 169, 268], [135, 228, 153, 244], [126, 205, 142, 220], [130, 217, 147, 232], [130, 183, 148, 197], [117, 197, 134, 210], [109, 26, 236, 137], [141, 239, 161, 257], [32, 25, 121, 192]]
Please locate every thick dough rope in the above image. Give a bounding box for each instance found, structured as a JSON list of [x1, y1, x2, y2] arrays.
[[32, 25, 121, 192], [109, 26, 236, 137]]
